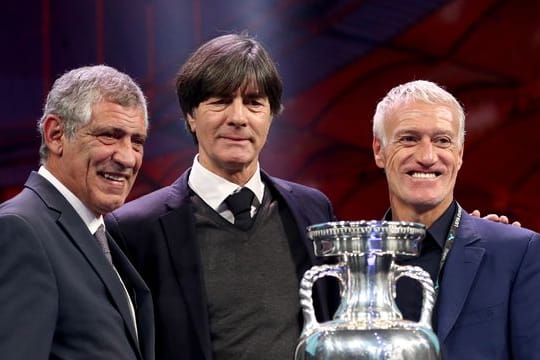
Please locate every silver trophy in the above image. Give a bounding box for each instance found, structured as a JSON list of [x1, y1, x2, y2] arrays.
[[295, 221, 441, 360]]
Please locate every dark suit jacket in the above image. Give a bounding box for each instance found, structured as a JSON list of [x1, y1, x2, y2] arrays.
[[0, 172, 154, 360], [436, 211, 540, 359], [106, 169, 337, 360]]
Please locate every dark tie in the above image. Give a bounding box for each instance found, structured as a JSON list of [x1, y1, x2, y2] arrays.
[[94, 224, 112, 263], [225, 187, 255, 230]]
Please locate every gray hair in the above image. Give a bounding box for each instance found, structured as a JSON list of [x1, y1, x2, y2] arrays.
[[38, 65, 148, 163], [372, 80, 465, 146]]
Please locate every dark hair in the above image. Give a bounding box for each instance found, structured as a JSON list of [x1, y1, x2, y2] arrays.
[[175, 33, 283, 142]]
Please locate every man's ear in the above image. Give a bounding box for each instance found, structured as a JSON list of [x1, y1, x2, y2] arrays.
[[186, 113, 196, 132], [42, 115, 64, 156], [373, 137, 386, 169], [457, 143, 464, 171]]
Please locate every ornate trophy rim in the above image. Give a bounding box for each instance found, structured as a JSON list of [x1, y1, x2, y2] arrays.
[[307, 220, 426, 256]]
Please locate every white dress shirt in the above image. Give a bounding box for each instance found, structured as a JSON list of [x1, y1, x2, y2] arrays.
[[187, 155, 265, 222]]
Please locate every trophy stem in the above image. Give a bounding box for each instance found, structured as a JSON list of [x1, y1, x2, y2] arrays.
[[334, 253, 402, 325]]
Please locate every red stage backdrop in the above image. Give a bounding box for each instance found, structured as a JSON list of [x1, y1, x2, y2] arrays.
[[1, 0, 538, 230]]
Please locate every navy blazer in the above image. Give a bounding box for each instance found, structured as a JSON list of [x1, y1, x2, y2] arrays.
[[106, 169, 337, 360], [436, 211, 540, 359], [0, 172, 154, 360]]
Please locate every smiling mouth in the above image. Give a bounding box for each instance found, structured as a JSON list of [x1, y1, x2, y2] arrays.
[[408, 171, 440, 179], [99, 171, 128, 183]]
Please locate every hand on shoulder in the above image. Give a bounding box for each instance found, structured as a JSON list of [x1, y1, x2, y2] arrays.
[[470, 209, 521, 227]]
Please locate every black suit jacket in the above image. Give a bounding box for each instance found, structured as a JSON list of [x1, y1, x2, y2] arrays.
[[106, 169, 337, 360], [0, 172, 154, 360]]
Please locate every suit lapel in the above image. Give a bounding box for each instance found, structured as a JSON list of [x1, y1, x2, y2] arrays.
[[27, 172, 144, 359], [110, 238, 154, 360], [436, 213, 485, 342], [57, 209, 144, 355], [263, 174, 315, 262], [264, 173, 334, 320], [265, 173, 337, 265], [161, 173, 212, 360]]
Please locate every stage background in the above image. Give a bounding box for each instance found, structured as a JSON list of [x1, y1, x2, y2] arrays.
[[1, 0, 539, 230]]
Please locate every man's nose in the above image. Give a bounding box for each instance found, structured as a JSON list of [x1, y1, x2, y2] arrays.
[[227, 98, 247, 125], [416, 138, 436, 165], [112, 138, 138, 168]]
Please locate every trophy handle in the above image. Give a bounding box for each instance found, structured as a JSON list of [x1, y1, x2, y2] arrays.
[[393, 264, 436, 329], [298, 264, 346, 335]]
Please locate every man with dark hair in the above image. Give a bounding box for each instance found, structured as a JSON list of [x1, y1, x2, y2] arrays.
[[0, 65, 154, 359], [106, 33, 337, 360]]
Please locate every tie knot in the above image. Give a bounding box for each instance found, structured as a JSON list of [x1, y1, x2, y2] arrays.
[[94, 224, 112, 263], [95, 224, 106, 239], [225, 187, 254, 216]]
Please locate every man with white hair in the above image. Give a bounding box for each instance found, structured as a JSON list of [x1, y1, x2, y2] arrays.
[[372, 79, 540, 359]]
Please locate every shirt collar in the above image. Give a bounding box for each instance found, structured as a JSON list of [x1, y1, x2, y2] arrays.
[[383, 201, 457, 249], [38, 166, 104, 234], [187, 155, 265, 212], [427, 201, 457, 249]]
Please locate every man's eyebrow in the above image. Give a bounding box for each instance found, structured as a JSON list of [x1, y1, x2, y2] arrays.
[[243, 92, 266, 99], [394, 128, 420, 135], [133, 133, 148, 142]]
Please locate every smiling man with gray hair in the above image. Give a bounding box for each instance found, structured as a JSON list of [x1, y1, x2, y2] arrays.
[[0, 64, 154, 360]]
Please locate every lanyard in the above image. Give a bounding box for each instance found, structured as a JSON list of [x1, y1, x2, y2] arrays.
[[433, 204, 462, 296]]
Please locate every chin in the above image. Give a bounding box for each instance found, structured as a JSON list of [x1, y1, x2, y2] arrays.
[[223, 159, 253, 170], [411, 198, 445, 212], [99, 198, 127, 214]]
